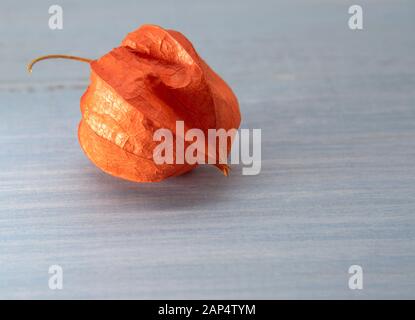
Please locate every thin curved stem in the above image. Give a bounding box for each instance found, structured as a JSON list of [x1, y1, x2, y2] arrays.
[[27, 55, 93, 73]]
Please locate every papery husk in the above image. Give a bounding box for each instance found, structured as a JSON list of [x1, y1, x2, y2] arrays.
[[78, 24, 241, 182]]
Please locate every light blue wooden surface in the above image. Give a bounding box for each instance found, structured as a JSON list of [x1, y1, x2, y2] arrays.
[[1, 0, 415, 299]]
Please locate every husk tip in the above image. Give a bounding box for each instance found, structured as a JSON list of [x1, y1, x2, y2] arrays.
[[215, 163, 230, 176]]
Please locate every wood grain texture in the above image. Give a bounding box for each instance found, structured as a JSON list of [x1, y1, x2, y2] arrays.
[[0, 0, 414, 299]]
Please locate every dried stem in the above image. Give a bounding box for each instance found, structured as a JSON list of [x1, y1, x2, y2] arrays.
[[27, 54, 92, 73]]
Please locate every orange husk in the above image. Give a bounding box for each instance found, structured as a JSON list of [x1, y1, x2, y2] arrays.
[[76, 24, 240, 182]]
